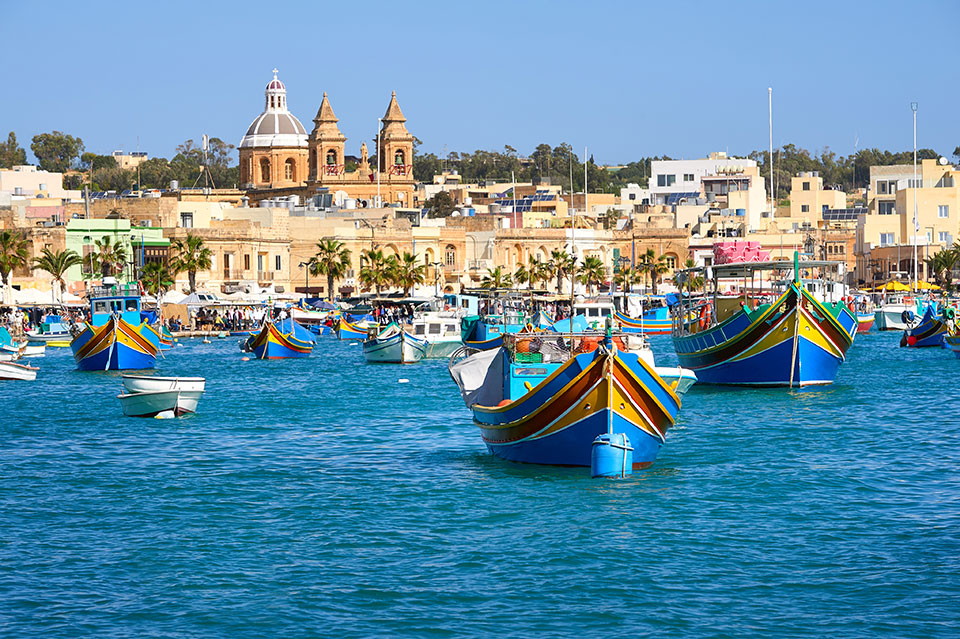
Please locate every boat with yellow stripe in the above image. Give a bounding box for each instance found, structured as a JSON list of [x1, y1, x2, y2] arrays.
[[243, 317, 315, 359], [70, 281, 159, 371], [449, 331, 695, 468], [672, 253, 856, 387]]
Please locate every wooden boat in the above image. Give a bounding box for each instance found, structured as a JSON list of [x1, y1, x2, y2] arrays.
[[0, 361, 38, 381], [362, 322, 427, 363], [874, 294, 918, 330], [121, 374, 206, 394], [855, 311, 875, 333], [146, 323, 175, 350], [21, 344, 45, 358], [71, 283, 159, 371], [336, 316, 373, 340], [615, 306, 672, 335], [449, 332, 691, 468], [672, 253, 857, 387], [0, 327, 26, 360], [118, 388, 204, 417], [901, 304, 948, 347], [243, 317, 314, 359], [26, 315, 72, 342], [945, 331, 960, 359], [410, 314, 462, 358]]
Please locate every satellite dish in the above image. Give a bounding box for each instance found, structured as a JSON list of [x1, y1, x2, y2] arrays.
[[939, 157, 949, 166]]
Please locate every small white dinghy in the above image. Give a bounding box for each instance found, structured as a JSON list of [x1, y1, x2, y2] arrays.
[[117, 388, 204, 417], [21, 344, 46, 358], [121, 375, 206, 394], [0, 361, 39, 381]]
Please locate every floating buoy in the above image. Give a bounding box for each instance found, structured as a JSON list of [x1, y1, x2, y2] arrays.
[[241, 356, 250, 361], [907, 335, 917, 346], [202, 338, 211, 344], [154, 410, 176, 420], [398, 378, 410, 383], [591, 433, 634, 478]]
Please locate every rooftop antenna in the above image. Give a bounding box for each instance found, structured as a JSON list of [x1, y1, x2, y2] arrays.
[[193, 134, 216, 189]]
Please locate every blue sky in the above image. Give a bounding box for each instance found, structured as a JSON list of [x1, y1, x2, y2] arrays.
[[6, 0, 958, 165]]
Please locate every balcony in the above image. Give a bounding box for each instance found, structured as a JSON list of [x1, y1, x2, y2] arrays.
[[257, 271, 275, 282], [223, 269, 241, 281]]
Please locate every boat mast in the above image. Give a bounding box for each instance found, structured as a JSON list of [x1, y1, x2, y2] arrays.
[[911, 102, 919, 293], [768, 88, 775, 218]]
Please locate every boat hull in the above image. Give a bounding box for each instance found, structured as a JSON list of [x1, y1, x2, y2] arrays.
[[901, 315, 946, 348], [875, 306, 913, 330], [856, 313, 875, 333], [616, 308, 672, 335], [945, 334, 960, 359], [121, 375, 206, 394], [0, 361, 38, 381], [26, 330, 71, 343], [71, 316, 159, 371], [363, 330, 426, 363], [424, 339, 463, 359], [471, 349, 680, 468], [246, 320, 314, 359], [118, 389, 203, 417], [673, 285, 855, 387]]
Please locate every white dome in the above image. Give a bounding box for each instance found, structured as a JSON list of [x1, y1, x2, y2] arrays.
[[239, 69, 308, 149]]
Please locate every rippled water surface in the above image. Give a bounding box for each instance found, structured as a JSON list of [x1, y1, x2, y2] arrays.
[[2, 332, 958, 637]]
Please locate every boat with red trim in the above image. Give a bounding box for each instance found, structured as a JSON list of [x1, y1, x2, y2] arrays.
[[70, 281, 160, 371], [243, 317, 315, 359]]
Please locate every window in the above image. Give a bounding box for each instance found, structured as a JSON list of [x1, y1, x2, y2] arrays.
[[664, 255, 676, 269], [878, 202, 895, 215], [628, 193, 636, 201], [257, 254, 264, 272], [876, 180, 896, 195], [801, 205, 810, 213], [655, 174, 676, 187], [907, 178, 921, 188], [244, 254, 250, 270], [284, 158, 295, 181], [802, 181, 810, 191], [938, 205, 949, 218], [275, 255, 281, 271], [260, 158, 271, 182], [445, 245, 456, 267], [683, 173, 694, 182], [937, 176, 955, 188], [180, 212, 193, 228], [880, 233, 895, 246], [939, 231, 950, 243]]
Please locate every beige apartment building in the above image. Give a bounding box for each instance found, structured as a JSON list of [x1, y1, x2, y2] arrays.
[[788, 172, 847, 222]]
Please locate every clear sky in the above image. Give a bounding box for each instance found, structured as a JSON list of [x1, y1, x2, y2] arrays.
[[6, 0, 958, 165]]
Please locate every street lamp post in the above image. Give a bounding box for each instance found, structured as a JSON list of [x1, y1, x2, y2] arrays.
[[431, 261, 443, 297], [298, 259, 315, 297]]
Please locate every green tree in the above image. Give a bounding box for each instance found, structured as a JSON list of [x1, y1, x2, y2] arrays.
[[170, 137, 238, 187], [0, 230, 30, 297], [359, 248, 394, 296], [0, 132, 27, 168], [578, 256, 606, 295], [390, 252, 426, 296], [32, 247, 82, 304], [93, 236, 128, 279], [137, 157, 175, 189], [81, 153, 118, 171], [30, 131, 84, 173], [547, 248, 576, 293], [170, 233, 213, 293], [141, 261, 174, 296], [311, 238, 352, 301], [425, 190, 456, 218], [480, 266, 512, 290]]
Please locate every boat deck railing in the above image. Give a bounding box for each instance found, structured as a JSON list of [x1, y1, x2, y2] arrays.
[[89, 284, 141, 299], [502, 331, 647, 364]]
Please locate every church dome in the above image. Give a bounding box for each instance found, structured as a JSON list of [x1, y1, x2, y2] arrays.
[[239, 69, 308, 149]]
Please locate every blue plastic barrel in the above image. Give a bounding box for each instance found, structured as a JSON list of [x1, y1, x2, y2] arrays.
[[591, 433, 634, 478], [736, 208, 746, 216]]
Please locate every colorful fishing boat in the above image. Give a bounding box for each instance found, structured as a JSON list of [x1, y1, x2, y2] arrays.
[[362, 322, 427, 363], [70, 283, 159, 371], [900, 304, 949, 347], [0, 327, 26, 361], [449, 332, 691, 468], [672, 253, 857, 387], [410, 314, 463, 358], [856, 312, 875, 333], [615, 306, 671, 335], [944, 330, 960, 359], [336, 316, 371, 340], [242, 317, 315, 359], [146, 323, 175, 350]]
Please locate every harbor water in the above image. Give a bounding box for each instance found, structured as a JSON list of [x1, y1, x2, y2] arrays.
[[2, 333, 958, 637]]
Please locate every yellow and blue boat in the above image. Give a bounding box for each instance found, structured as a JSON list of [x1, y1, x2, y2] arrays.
[[450, 333, 689, 468], [672, 253, 857, 387], [615, 305, 672, 335], [147, 323, 175, 350], [336, 316, 371, 340], [901, 303, 949, 347], [71, 283, 159, 371], [243, 317, 315, 359]]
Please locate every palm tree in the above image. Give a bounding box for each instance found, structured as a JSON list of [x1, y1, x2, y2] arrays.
[[926, 247, 960, 291], [141, 261, 174, 296], [390, 252, 426, 296], [359, 248, 394, 296], [578, 256, 606, 295], [613, 268, 640, 293], [32, 247, 82, 304], [481, 266, 512, 290], [680, 258, 705, 295], [636, 249, 668, 294], [0, 230, 29, 301], [170, 233, 212, 293], [93, 236, 128, 279], [548, 248, 577, 293], [311, 238, 351, 301]]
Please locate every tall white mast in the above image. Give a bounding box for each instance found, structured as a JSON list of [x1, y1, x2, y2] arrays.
[[768, 87, 774, 217], [911, 102, 919, 292]]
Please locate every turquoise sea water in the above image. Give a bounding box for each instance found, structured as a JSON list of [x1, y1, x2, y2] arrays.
[[2, 332, 958, 638]]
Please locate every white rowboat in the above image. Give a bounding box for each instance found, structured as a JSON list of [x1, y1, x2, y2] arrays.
[[118, 389, 204, 417], [0, 361, 39, 381], [121, 375, 206, 394]]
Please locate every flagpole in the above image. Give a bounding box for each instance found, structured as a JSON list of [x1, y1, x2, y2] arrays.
[[911, 102, 918, 292]]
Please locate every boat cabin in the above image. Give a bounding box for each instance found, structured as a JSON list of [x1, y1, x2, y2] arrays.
[[411, 317, 460, 339], [88, 283, 143, 327], [574, 300, 615, 329]]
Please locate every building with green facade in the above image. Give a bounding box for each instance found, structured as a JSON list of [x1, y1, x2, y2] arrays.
[[65, 218, 170, 285]]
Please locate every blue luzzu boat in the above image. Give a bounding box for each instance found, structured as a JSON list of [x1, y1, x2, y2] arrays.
[[671, 253, 857, 387], [450, 332, 693, 468], [336, 317, 371, 340], [71, 283, 159, 371], [900, 303, 949, 347], [615, 305, 672, 335], [243, 317, 315, 359]]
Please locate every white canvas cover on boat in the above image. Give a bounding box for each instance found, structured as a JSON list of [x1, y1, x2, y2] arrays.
[[449, 348, 506, 408]]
